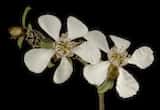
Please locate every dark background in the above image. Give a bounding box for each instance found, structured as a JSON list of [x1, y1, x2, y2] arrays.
[[0, 0, 159, 110]]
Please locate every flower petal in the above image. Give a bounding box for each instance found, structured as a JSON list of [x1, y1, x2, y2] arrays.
[[24, 48, 55, 73], [67, 16, 88, 40], [110, 35, 131, 52], [73, 42, 101, 64], [84, 30, 109, 53], [116, 68, 139, 98], [38, 15, 61, 41], [53, 57, 73, 84], [128, 46, 154, 69], [83, 61, 110, 86]]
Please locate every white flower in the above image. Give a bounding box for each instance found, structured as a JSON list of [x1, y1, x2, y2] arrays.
[[24, 15, 102, 84], [84, 35, 154, 98]]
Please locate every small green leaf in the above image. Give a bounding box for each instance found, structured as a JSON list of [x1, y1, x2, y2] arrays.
[[39, 40, 53, 49], [97, 80, 114, 94], [27, 23, 32, 31], [47, 61, 55, 68], [17, 36, 24, 49], [22, 6, 32, 28]]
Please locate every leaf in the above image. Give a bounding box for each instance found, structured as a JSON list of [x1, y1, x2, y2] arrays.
[[39, 40, 53, 49], [97, 80, 114, 94], [22, 6, 32, 28], [17, 36, 24, 49], [27, 23, 32, 31]]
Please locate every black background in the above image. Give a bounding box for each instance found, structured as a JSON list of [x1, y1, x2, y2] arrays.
[[0, 0, 159, 110]]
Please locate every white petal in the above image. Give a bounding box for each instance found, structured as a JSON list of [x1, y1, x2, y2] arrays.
[[53, 57, 73, 84], [73, 42, 101, 64], [84, 30, 109, 53], [24, 49, 55, 73], [116, 68, 139, 98], [67, 16, 88, 40], [128, 46, 154, 69], [83, 61, 110, 86], [110, 35, 131, 52], [38, 15, 61, 41]]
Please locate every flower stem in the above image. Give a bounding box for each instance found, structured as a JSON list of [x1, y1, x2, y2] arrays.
[[98, 93, 105, 110]]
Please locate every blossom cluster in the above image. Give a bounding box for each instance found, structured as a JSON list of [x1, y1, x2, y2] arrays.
[[9, 7, 154, 98]]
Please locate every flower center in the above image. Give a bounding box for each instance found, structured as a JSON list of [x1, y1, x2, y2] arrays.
[[108, 47, 129, 67], [54, 33, 79, 59]]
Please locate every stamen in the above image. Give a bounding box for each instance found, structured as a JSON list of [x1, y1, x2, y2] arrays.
[[54, 33, 80, 59], [108, 47, 129, 67]]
